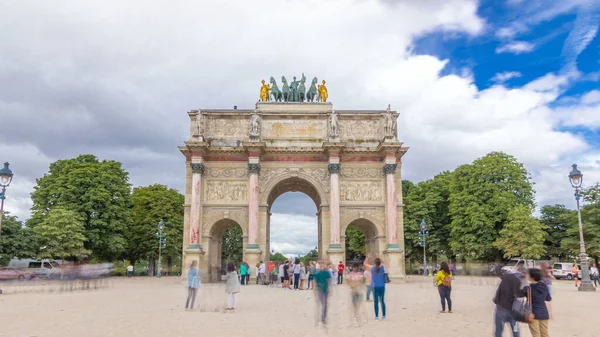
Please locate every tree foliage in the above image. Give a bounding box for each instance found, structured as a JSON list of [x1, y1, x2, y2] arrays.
[[300, 249, 319, 264], [32, 208, 89, 260], [449, 152, 535, 260], [128, 184, 184, 264], [221, 225, 243, 265], [581, 183, 600, 204], [0, 214, 37, 265], [345, 226, 366, 260], [495, 205, 547, 259], [270, 252, 287, 263], [540, 204, 574, 259], [29, 155, 131, 261], [561, 202, 600, 260]]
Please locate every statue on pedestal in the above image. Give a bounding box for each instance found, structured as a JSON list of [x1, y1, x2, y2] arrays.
[[289, 76, 301, 102], [318, 80, 328, 102], [384, 104, 397, 138], [249, 111, 261, 140], [329, 111, 339, 139], [193, 112, 205, 141], [259, 79, 270, 102]]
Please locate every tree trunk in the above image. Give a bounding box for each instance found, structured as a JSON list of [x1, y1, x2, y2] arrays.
[[148, 257, 155, 276], [167, 256, 172, 276]]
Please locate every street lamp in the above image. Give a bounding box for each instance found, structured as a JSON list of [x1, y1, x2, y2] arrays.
[[156, 220, 166, 278], [0, 162, 14, 239], [418, 219, 429, 276], [568, 164, 595, 292]]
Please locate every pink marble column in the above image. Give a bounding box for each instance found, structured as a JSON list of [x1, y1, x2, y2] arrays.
[[328, 163, 341, 248], [247, 163, 260, 249], [384, 163, 399, 248], [189, 163, 205, 248]]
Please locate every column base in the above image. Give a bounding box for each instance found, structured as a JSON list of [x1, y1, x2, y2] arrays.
[[182, 250, 208, 284], [246, 243, 260, 250], [579, 282, 597, 292], [327, 245, 344, 265], [244, 248, 262, 284], [383, 249, 406, 283]]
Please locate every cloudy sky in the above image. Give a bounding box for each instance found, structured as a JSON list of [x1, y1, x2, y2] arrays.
[[1, 0, 599, 256]]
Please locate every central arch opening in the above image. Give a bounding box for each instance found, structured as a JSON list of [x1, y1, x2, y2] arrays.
[[266, 177, 322, 261]]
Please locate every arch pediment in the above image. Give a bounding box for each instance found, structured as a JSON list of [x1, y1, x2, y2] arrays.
[[259, 167, 329, 206]]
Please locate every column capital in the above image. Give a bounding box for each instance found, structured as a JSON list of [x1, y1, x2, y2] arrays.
[[190, 163, 205, 174], [383, 163, 397, 175], [248, 163, 261, 175], [328, 163, 340, 174]]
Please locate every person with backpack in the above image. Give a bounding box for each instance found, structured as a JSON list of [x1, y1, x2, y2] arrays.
[[522, 268, 551, 337], [435, 262, 453, 313], [493, 265, 526, 337]]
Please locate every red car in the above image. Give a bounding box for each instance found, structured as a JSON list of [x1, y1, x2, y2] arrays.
[[0, 267, 36, 280]]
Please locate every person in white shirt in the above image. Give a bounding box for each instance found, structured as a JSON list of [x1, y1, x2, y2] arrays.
[[126, 265, 134, 278], [278, 263, 285, 287], [258, 261, 266, 285], [591, 264, 599, 287]]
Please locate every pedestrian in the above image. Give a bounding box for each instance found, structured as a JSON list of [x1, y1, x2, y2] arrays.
[[185, 261, 200, 310], [299, 262, 307, 290], [347, 262, 365, 326], [435, 261, 453, 313], [493, 265, 526, 337], [293, 258, 301, 290], [268, 261, 276, 285], [371, 258, 387, 320], [239, 262, 247, 285], [337, 261, 345, 284], [272, 262, 279, 287], [225, 262, 241, 311], [572, 264, 580, 287], [364, 264, 373, 302], [591, 263, 599, 287], [279, 261, 286, 288], [539, 262, 554, 319], [283, 261, 291, 289], [307, 261, 316, 290], [313, 260, 332, 330], [126, 264, 134, 278], [522, 268, 551, 337]]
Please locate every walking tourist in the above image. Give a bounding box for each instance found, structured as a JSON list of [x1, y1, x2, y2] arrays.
[[314, 260, 332, 329], [299, 262, 307, 290], [347, 262, 365, 326], [591, 263, 599, 287], [288, 260, 294, 286], [371, 258, 387, 320], [337, 261, 345, 284], [185, 261, 200, 310], [435, 262, 453, 313], [293, 258, 301, 290], [268, 261, 275, 285], [572, 264, 580, 287], [279, 262, 286, 287], [307, 261, 316, 290], [283, 261, 291, 289], [493, 265, 525, 337], [225, 262, 241, 311], [126, 264, 134, 278], [522, 268, 552, 337], [272, 262, 279, 286], [539, 262, 554, 319], [364, 264, 373, 302], [258, 261, 266, 285], [239, 262, 248, 285]]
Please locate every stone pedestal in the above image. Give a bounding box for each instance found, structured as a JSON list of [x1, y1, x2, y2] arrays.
[[183, 248, 207, 283], [383, 248, 406, 282], [245, 248, 262, 283]]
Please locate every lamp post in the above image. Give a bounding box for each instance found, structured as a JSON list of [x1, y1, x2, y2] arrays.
[[0, 162, 14, 239], [568, 164, 595, 292], [419, 219, 429, 276], [156, 220, 166, 278]]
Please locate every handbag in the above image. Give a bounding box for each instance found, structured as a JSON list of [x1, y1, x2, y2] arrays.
[[511, 287, 534, 324]]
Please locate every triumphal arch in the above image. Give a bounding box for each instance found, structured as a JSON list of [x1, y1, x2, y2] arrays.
[[179, 76, 408, 282]]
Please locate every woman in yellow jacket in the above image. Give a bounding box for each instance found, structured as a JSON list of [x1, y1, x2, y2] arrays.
[[435, 262, 453, 313]]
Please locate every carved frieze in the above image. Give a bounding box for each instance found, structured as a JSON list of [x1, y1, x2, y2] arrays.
[[258, 167, 329, 193], [205, 167, 247, 179], [262, 120, 327, 139], [205, 181, 248, 201], [205, 117, 248, 139], [340, 167, 383, 179], [340, 182, 383, 201], [339, 120, 381, 140], [340, 208, 385, 233], [202, 209, 248, 236]]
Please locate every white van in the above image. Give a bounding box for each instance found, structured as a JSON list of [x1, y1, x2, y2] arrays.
[[501, 258, 549, 273], [8, 259, 62, 279], [552, 262, 581, 280]]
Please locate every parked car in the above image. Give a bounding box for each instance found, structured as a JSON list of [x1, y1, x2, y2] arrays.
[[552, 262, 582, 280], [0, 267, 36, 281], [501, 258, 549, 273], [8, 259, 62, 279]]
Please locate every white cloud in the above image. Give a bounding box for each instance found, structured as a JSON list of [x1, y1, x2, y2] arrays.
[[496, 41, 535, 54], [555, 90, 600, 130], [491, 71, 522, 83], [560, 1, 600, 72], [270, 213, 317, 257]]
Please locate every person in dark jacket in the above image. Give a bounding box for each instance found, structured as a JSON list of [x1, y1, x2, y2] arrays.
[[522, 268, 551, 337], [493, 265, 525, 337]]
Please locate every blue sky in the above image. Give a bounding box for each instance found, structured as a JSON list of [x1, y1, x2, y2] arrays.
[[0, 0, 599, 256]]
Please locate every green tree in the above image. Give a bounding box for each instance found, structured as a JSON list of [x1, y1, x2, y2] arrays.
[[404, 171, 452, 262], [449, 152, 535, 261], [128, 184, 184, 265], [581, 183, 600, 204], [0, 214, 37, 265], [270, 252, 287, 263], [539, 204, 575, 259], [29, 155, 132, 261], [561, 202, 600, 261], [221, 226, 243, 265], [402, 179, 416, 200], [495, 205, 547, 259], [32, 208, 89, 260], [345, 226, 366, 260], [300, 248, 319, 264]]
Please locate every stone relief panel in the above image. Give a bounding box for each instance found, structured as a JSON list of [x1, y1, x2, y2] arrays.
[[204, 116, 248, 139], [262, 120, 327, 139], [339, 120, 381, 140], [259, 167, 330, 194], [205, 181, 248, 201], [205, 167, 247, 179], [340, 208, 385, 234], [202, 208, 248, 236], [340, 167, 383, 179], [340, 181, 383, 201]]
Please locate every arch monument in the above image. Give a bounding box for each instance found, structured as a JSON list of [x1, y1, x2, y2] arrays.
[[179, 92, 408, 282]]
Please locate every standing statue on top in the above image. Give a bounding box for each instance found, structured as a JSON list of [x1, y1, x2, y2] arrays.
[[329, 111, 339, 139], [259, 79, 270, 102], [298, 73, 307, 102], [249, 111, 261, 140], [318, 80, 328, 102], [384, 104, 397, 138], [289, 75, 301, 102], [193, 111, 205, 141]]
